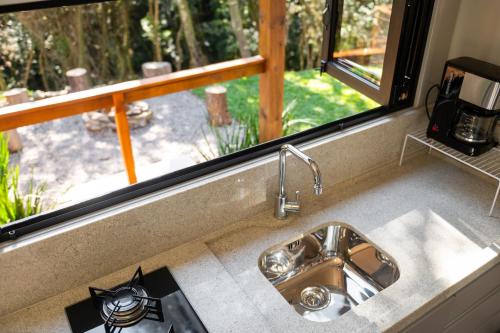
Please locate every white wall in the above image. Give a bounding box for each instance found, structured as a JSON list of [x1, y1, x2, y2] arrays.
[[415, 0, 500, 107], [449, 0, 500, 65], [414, 0, 461, 107]]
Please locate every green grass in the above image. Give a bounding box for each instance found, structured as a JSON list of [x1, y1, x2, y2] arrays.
[[193, 69, 379, 135]]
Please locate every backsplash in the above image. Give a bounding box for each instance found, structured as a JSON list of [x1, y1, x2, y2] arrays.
[[0, 107, 427, 317]]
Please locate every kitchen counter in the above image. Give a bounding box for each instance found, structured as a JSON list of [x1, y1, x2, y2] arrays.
[[1, 153, 499, 333]]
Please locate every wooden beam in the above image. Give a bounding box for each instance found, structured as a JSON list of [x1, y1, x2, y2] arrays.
[[123, 56, 265, 102], [112, 93, 137, 184], [0, 56, 265, 132], [258, 0, 286, 143], [0, 93, 112, 132]]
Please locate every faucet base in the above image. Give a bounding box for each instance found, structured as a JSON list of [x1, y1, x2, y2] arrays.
[[275, 195, 288, 219], [275, 194, 300, 219]]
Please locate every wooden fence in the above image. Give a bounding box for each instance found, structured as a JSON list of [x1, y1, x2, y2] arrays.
[[0, 0, 286, 185]]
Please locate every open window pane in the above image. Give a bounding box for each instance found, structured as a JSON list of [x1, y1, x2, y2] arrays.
[[333, 0, 393, 86], [323, 0, 406, 105]]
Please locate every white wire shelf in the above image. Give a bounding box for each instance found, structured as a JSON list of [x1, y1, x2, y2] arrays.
[[399, 129, 500, 217]]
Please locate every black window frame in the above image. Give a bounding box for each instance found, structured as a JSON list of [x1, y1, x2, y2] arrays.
[[321, 0, 435, 107], [0, 0, 111, 13], [321, 0, 406, 105], [0, 0, 434, 243]]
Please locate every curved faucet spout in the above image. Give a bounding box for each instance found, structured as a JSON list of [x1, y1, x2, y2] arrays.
[[275, 144, 323, 219], [309, 160, 323, 195], [279, 144, 323, 196]]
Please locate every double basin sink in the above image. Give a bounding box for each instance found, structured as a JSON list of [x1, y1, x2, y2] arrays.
[[258, 223, 400, 322]]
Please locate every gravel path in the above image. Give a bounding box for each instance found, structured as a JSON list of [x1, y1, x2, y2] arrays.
[[10, 91, 216, 207]]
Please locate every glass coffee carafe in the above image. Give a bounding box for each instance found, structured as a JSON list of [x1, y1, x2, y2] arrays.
[[453, 107, 497, 144]]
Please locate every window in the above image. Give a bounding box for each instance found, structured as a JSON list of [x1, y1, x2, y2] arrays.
[[321, 0, 434, 106], [0, 0, 433, 242]]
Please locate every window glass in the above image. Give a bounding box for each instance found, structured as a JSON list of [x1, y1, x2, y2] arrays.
[[333, 0, 393, 85], [0, 0, 380, 228]]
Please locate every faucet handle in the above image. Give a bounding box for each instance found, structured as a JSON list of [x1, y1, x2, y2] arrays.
[[294, 191, 300, 204], [283, 191, 300, 213]]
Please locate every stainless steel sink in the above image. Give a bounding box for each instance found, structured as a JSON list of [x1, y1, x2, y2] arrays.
[[258, 223, 400, 322]]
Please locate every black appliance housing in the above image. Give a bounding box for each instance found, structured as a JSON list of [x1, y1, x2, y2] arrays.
[[65, 266, 207, 333], [427, 57, 500, 156]]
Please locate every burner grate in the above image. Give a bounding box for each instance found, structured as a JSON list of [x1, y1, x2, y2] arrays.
[[89, 267, 165, 333]]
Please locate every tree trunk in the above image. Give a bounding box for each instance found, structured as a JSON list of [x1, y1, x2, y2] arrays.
[[307, 45, 313, 69], [75, 7, 86, 68], [38, 47, 49, 91], [334, 0, 344, 49], [0, 72, 6, 91], [151, 0, 162, 61], [247, 0, 259, 27], [3, 89, 27, 152], [228, 0, 251, 58], [175, 0, 208, 67], [98, 3, 110, 82], [299, 10, 311, 69], [22, 47, 34, 88], [174, 22, 184, 70], [120, 0, 134, 80]]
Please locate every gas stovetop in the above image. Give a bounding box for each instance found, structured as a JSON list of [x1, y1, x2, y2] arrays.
[[65, 267, 207, 333]]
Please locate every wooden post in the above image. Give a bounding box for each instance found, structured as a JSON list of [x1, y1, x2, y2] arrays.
[[112, 93, 137, 184], [3, 88, 26, 152], [205, 85, 232, 126], [258, 0, 286, 143]]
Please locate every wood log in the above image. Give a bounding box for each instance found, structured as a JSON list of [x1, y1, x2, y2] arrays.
[[142, 62, 173, 78], [2, 88, 26, 152], [205, 85, 231, 126], [4, 88, 29, 105], [67, 67, 108, 126], [66, 68, 90, 92]]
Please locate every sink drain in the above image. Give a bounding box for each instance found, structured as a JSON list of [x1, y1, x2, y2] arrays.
[[300, 285, 331, 311]]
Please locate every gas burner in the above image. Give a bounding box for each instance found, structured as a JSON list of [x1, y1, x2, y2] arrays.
[[89, 267, 164, 333], [100, 285, 149, 327]]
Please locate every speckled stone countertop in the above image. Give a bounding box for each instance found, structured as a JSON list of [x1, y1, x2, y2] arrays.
[[1, 153, 499, 333]]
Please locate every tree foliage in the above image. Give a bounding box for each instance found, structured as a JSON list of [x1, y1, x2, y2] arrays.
[[0, 0, 391, 92]]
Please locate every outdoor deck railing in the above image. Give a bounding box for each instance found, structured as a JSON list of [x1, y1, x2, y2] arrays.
[[0, 1, 286, 185], [0, 56, 265, 184]]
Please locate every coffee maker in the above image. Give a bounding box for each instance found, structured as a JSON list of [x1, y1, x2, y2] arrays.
[[427, 57, 500, 156]]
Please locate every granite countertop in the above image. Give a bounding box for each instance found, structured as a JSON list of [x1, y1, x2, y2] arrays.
[[1, 153, 499, 333]]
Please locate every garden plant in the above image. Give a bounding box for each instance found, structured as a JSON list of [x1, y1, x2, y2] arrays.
[[0, 134, 48, 225]]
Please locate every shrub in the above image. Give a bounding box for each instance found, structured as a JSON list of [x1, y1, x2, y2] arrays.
[[197, 113, 259, 160], [0, 134, 48, 225]]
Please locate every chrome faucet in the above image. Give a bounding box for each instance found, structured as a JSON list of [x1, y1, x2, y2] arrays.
[[275, 144, 323, 219]]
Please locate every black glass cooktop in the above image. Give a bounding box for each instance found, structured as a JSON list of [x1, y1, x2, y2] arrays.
[[65, 267, 207, 333]]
